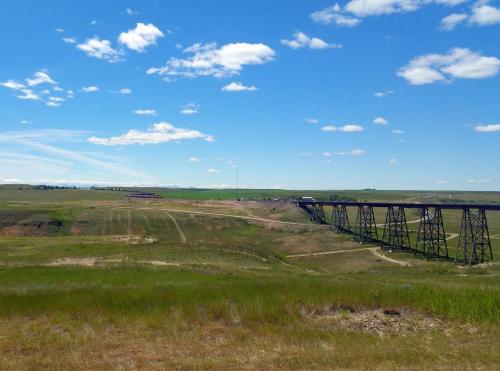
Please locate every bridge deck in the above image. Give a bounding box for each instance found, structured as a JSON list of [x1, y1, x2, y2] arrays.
[[297, 201, 500, 211]]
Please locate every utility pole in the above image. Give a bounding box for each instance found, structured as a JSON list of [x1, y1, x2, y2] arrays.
[[235, 166, 239, 201]]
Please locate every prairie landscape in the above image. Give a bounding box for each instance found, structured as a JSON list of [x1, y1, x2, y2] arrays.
[[0, 186, 499, 370]]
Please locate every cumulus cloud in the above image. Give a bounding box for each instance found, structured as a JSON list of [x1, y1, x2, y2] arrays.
[[180, 103, 199, 115], [77, 37, 123, 63], [474, 123, 500, 132], [16, 89, 40, 100], [133, 109, 157, 116], [470, 3, 500, 26], [147, 42, 275, 79], [1, 80, 25, 90], [398, 48, 500, 85], [119, 88, 132, 95], [221, 82, 257, 92], [81, 86, 99, 93], [118, 23, 164, 52], [441, 3, 500, 30], [440, 13, 468, 30], [189, 157, 202, 163], [88, 122, 215, 146], [373, 116, 389, 125], [311, 0, 466, 27], [392, 129, 404, 134], [304, 118, 319, 124], [207, 168, 220, 173], [281, 31, 341, 50], [26, 71, 55, 86], [388, 158, 398, 165], [311, 3, 361, 27], [321, 124, 364, 132]]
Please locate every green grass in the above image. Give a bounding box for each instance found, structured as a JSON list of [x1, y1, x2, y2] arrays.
[[0, 190, 499, 369]]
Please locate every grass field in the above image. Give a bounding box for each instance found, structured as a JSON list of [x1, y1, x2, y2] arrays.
[[0, 187, 499, 369]]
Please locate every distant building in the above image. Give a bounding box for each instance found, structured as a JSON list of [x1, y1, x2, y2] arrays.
[[127, 192, 162, 199]]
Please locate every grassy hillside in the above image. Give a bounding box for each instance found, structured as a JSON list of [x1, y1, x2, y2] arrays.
[[0, 191, 499, 369]]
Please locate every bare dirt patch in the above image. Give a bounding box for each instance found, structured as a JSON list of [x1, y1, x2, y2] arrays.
[[302, 306, 443, 336]]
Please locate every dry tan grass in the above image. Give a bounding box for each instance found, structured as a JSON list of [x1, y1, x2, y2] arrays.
[[0, 316, 498, 370]]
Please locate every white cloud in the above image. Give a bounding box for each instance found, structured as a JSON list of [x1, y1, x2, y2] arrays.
[[53, 86, 64, 92], [373, 116, 389, 125], [281, 31, 341, 50], [189, 157, 202, 163], [207, 168, 220, 173], [118, 23, 164, 52], [398, 48, 500, 85], [76, 38, 122, 63], [88, 122, 215, 146], [55, 28, 64, 33], [440, 13, 468, 30], [81, 86, 99, 93], [221, 81, 257, 92], [180, 103, 199, 115], [470, 4, 500, 26], [119, 88, 132, 95], [125, 8, 139, 15], [46, 96, 65, 107], [133, 109, 157, 116], [374, 90, 394, 97], [26, 71, 55, 86], [304, 118, 319, 124], [321, 124, 364, 132], [20, 120, 30, 125], [336, 148, 366, 156], [311, 4, 361, 27], [474, 123, 500, 132], [147, 42, 275, 79], [435, 179, 448, 184], [388, 158, 398, 165], [392, 129, 404, 134], [312, 1, 467, 28], [466, 178, 492, 183], [323, 152, 333, 157], [16, 89, 40, 100], [1, 80, 25, 90], [62, 37, 77, 44]]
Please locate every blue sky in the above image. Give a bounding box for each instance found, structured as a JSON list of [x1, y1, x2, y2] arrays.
[[0, 0, 499, 190]]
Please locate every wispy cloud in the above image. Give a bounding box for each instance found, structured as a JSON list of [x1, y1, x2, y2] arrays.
[[180, 103, 199, 115], [281, 31, 341, 50], [88, 122, 215, 146], [474, 123, 500, 132], [321, 124, 364, 132], [133, 109, 157, 116]]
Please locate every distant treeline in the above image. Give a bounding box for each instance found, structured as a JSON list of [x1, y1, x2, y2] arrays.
[[33, 185, 77, 190]]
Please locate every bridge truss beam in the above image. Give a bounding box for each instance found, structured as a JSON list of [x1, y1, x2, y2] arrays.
[[415, 207, 448, 259], [331, 204, 350, 233], [456, 208, 493, 265], [382, 206, 411, 250], [354, 205, 378, 242]]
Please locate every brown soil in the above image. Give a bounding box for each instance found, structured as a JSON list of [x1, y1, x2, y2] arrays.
[[302, 306, 444, 336]]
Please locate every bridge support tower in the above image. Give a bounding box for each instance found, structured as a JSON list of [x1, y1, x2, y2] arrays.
[[354, 205, 378, 242], [331, 204, 350, 232], [382, 206, 411, 250], [456, 208, 493, 265], [415, 207, 448, 259]]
